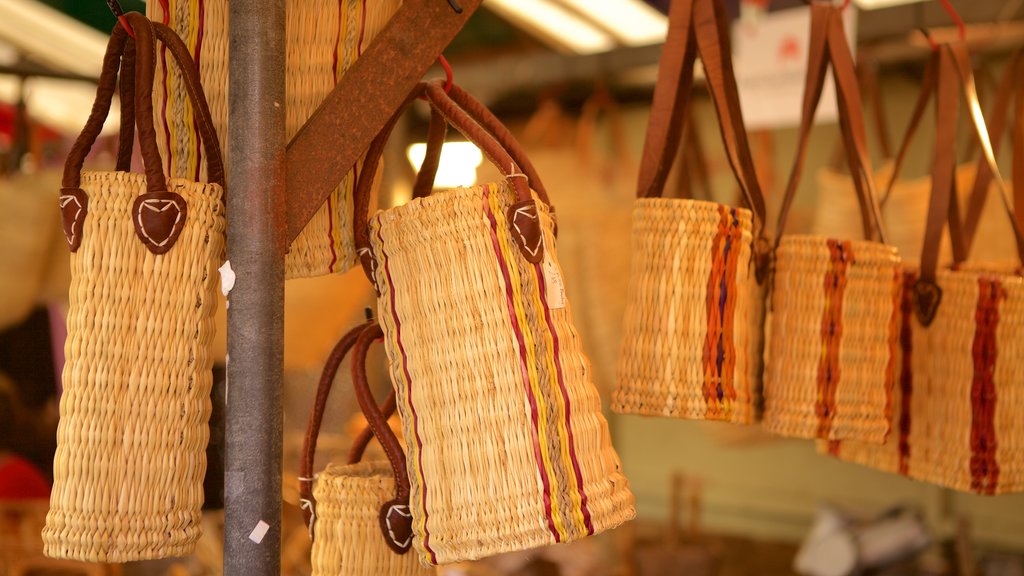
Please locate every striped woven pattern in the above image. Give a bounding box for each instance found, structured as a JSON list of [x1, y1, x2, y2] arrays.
[[820, 270, 931, 476], [311, 461, 432, 576], [764, 235, 901, 443], [911, 266, 1024, 494], [368, 182, 635, 565], [614, 198, 764, 424], [148, 0, 400, 279], [42, 172, 225, 561]]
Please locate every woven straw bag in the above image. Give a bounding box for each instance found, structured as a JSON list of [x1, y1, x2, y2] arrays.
[[0, 173, 62, 329], [300, 322, 431, 575], [43, 15, 225, 561], [148, 0, 400, 279], [353, 81, 635, 565], [763, 4, 902, 444], [614, 0, 770, 425]]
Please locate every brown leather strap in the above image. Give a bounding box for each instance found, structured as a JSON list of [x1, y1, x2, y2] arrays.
[[347, 390, 397, 464], [963, 49, 1024, 247], [60, 23, 132, 189], [775, 4, 885, 245], [352, 323, 414, 555], [299, 322, 368, 531], [948, 42, 1024, 266], [116, 36, 137, 172], [637, 0, 766, 236], [411, 107, 447, 199], [62, 13, 224, 194], [880, 54, 937, 207]]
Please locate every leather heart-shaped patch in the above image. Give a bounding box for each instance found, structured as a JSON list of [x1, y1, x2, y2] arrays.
[[912, 279, 943, 327], [379, 499, 414, 555], [59, 188, 88, 252], [133, 191, 188, 255], [507, 199, 544, 264]]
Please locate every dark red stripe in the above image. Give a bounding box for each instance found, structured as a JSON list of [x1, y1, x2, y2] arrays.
[[533, 260, 593, 536], [482, 188, 560, 542], [897, 271, 916, 475], [701, 207, 729, 414], [191, 0, 205, 182], [970, 277, 1002, 494], [332, 0, 342, 80], [375, 224, 437, 563], [816, 240, 849, 438], [158, 1, 173, 175]]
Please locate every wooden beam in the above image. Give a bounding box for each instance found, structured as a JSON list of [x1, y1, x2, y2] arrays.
[[284, 0, 481, 242]]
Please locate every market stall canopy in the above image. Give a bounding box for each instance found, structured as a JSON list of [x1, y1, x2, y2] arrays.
[[0, 0, 118, 136]]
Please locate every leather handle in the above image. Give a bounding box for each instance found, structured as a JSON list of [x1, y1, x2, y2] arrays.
[[352, 323, 414, 555], [299, 322, 369, 532], [637, 0, 766, 235], [116, 36, 137, 172], [962, 49, 1024, 250], [347, 391, 398, 464], [62, 13, 224, 194], [775, 4, 887, 246], [410, 106, 447, 200], [60, 23, 132, 190]]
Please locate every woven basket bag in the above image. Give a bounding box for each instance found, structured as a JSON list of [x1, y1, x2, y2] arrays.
[[898, 43, 1022, 495], [353, 81, 635, 565], [763, 4, 902, 444], [300, 322, 431, 575], [147, 0, 400, 279], [43, 15, 225, 561], [613, 0, 770, 425]]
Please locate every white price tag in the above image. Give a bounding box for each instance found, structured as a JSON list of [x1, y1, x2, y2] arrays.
[[543, 254, 566, 310]]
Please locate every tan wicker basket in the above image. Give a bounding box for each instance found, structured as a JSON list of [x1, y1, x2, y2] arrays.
[[763, 4, 901, 444], [301, 323, 431, 576], [43, 16, 225, 561], [148, 0, 400, 279], [353, 81, 634, 565], [614, 0, 769, 424]]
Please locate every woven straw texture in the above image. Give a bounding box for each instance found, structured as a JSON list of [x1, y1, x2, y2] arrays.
[[912, 265, 1024, 494], [814, 165, 1015, 266], [148, 0, 399, 279], [763, 235, 901, 443], [0, 174, 62, 329], [819, 271, 931, 477], [43, 172, 225, 562], [368, 182, 635, 565], [311, 461, 432, 576], [614, 198, 765, 424]]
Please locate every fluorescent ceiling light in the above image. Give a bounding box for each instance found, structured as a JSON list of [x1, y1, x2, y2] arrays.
[[852, 0, 928, 10], [557, 0, 668, 46], [407, 142, 483, 189], [486, 0, 616, 54]]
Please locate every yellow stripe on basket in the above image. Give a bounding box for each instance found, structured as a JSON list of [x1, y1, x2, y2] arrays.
[[488, 188, 572, 542]]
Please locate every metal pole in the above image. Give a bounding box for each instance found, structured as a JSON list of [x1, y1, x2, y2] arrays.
[[225, 1, 286, 576]]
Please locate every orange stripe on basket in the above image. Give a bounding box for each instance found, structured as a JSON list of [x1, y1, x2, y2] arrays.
[[897, 271, 917, 475], [701, 206, 743, 418], [970, 277, 1003, 494], [816, 239, 850, 438], [375, 224, 438, 564], [482, 186, 562, 542]]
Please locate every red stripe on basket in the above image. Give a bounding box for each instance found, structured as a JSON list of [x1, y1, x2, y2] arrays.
[[533, 261, 594, 536], [482, 187, 561, 542], [897, 271, 916, 475], [332, 0, 342, 80], [701, 207, 729, 415], [816, 239, 850, 438], [970, 277, 1003, 494], [191, 0, 205, 182], [376, 225, 437, 564]]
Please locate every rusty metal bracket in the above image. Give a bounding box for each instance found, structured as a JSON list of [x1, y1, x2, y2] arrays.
[[284, 0, 481, 242]]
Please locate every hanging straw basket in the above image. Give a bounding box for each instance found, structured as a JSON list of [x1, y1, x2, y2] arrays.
[[43, 16, 225, 561], [353, 81, 634, 565], [148, 0, 400, 279], [301, 323, 431, 576], [614, 0, 770, 425], [763, 4, 901, 444]]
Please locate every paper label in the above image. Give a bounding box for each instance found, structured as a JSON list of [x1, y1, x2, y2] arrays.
[[543, 255, 566, 310]]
